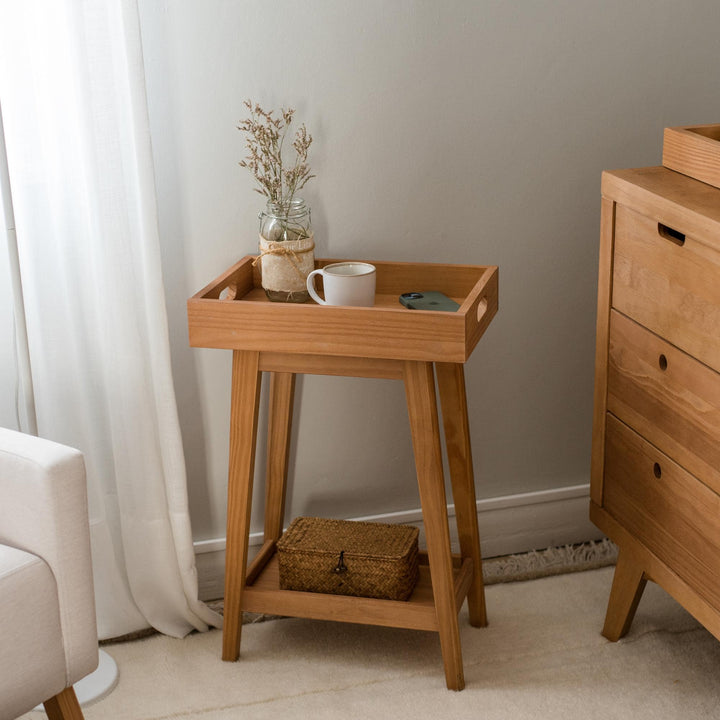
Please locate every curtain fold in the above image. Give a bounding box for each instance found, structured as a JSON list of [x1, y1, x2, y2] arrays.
[[0, 0, 220, 639]]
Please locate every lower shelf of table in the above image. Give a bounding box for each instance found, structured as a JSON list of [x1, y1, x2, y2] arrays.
[[241, 549, 474, 633]]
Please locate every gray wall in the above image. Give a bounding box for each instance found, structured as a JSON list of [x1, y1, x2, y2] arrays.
[[135, 0, 720, 543]]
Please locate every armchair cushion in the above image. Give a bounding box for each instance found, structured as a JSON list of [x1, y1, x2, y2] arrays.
[[0, 544, 66, 718]]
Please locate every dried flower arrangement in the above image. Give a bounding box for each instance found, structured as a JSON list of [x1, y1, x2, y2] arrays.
[[238, 99, 314, 206], [238, 100, 317, 302]]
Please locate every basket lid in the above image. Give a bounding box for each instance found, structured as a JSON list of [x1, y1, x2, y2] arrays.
[[277, 517, 418, 558]]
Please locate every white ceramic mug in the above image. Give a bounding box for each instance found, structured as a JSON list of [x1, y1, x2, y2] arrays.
[[306, 262, 376, 307]]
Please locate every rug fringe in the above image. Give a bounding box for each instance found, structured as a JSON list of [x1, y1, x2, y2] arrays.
[[482, 538, 618, 585]]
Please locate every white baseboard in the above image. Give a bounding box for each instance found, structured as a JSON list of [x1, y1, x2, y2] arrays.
[[194, 484, 604, 601]]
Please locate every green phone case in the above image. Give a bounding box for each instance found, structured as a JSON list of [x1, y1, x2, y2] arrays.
[[399, 291, 460, 312]]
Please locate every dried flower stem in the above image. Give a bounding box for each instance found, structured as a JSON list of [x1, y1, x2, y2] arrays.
[[238, 100, 315, 206]]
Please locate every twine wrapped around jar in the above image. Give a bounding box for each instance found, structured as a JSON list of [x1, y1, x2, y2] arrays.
[[255, 235, 315, 292]]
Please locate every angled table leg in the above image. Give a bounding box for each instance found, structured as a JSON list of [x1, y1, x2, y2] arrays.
[[223, 350, 262, 661], [436, 362, 487, 628], [264, 372, 296, 542], [43, 687, 83, 720], [602, 547, 648, 641], [404, 360, 464, 691]]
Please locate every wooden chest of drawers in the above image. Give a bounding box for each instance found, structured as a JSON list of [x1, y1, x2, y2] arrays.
[[591, 165, 720, 640]]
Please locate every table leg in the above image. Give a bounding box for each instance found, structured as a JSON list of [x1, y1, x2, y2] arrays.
[[404, 360, 465, 691], [43, 687, 83, 720], [264, 372, 296, 542], [223, 350, 262, 661], [436, 362, 487, 628], [602, 547, 648, 641]]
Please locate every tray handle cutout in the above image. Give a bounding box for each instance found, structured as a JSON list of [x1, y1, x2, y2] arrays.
[[476, 297, 489, 322], [218, 283, 238, 301], [658, 223, 685, 246]]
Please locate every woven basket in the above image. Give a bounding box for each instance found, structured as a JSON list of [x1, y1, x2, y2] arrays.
[[276, 517, 420, 601]]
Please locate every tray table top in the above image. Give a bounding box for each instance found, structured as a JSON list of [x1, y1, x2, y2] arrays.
[[188, 257, 498, 363]]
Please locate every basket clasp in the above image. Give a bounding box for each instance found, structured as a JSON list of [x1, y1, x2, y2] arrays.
[[333, 550, 347, 574]]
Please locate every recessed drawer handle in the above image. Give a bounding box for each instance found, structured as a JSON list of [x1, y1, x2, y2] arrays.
[[658, 223, 685, 246], [653, 462, 662, 479], [658, 354, 668, 371]]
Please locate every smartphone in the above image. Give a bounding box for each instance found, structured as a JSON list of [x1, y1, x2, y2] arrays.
[[399, 291, 460, 312]]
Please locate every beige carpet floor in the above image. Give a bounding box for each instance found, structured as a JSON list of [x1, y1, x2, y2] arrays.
[[25, 563, 720, 719]]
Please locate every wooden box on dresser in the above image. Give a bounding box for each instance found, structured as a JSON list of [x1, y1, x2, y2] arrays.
[[591, 165, 720, 642]]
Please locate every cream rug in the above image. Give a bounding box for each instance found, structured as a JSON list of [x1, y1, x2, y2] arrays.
[[25, 562, 720, 719]]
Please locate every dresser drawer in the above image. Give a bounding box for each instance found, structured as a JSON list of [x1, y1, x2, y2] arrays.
[[612, 203, 720, 373], [607, 310, 720, 495], [604, 414, 720, 607]]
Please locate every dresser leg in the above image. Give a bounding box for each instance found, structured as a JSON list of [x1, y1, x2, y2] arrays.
[[264, 372, 296, 542], [404, 360, 465, 691], [223, 350, 262, 661], [436, 362, 487, 628], [602, 547, 648, 641]]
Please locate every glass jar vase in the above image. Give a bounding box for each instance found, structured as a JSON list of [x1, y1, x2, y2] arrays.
[[257, 197, 315, 303]]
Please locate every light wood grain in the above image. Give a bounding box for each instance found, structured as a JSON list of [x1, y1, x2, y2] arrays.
[[462, 267, 499, 352], [192, 257, 255, 300], [243, 553, 439, 631], [404, 360, 464, 691], [603, 416, 720, 610], [593, 165, 720, 642], [188, 258, 499, 363], [601, 546, 648, 641], [602, 167, 720, 235], [245, 539, 277, 587], [612, 203, 720, 373], [43, 688, 84, 720], [590, 196, 616, 505], [243, 555, 473, 631], [663, 124, 720, 190], [190, 258, 498, 689], [189, 296, 467, 362], [436, 362, 487, 628], [264, 372, 295, 542], [259, 352, 404, 379], [608, 311, 720, 495], [222, 350, 262, 662], [591, 502, 720, 642], [453, 558, 475, 614]]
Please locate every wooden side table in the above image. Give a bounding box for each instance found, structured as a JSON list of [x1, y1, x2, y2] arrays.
[[188, 257, 499, 690]]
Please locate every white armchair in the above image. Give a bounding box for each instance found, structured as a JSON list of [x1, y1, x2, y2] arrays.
[[0, 428, 99, 720]]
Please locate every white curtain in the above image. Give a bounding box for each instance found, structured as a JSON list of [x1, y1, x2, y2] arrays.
[[0, 1, 220, 639]]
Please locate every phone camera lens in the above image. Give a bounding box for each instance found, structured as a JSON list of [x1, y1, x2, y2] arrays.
[[403, 292, 423, 299]]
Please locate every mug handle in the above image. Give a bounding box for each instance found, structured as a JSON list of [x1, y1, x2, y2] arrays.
[[306, 268, 327, 305]]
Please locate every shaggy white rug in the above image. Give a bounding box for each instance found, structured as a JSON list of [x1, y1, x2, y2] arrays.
[[25, 564, 720, 719]]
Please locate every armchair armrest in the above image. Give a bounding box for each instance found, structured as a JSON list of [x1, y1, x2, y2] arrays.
[[0, 427, 98, 685]]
